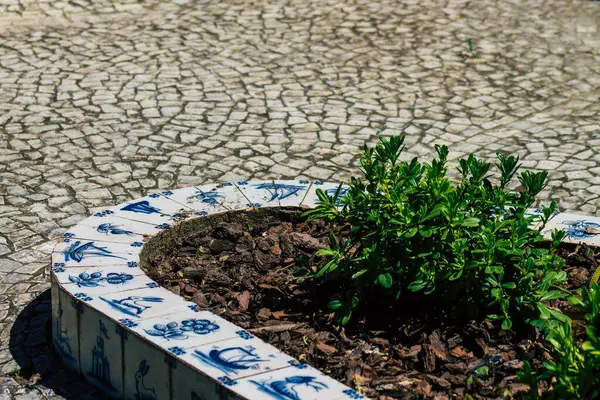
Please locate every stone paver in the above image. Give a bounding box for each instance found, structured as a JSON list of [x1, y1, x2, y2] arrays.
[[0, 0, 599, 397]]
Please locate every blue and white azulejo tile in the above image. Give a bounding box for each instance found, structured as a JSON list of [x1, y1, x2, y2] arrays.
[[300, 181, 348, 209], [237, 180, 310, 208], [52, 245, 140, 268], [88, 287, 194, 322], [542, 212, 600, 245], [130, 309, 241, 351], [157, 185, 230, 215], [226, 362, 367, 400], [179, 335, 295, 382]]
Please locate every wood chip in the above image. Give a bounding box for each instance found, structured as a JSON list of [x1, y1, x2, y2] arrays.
[[248, 323, 301, 333]]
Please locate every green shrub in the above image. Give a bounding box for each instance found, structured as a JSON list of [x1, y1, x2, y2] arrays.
[[304, 135, 568, 328], [519, 284, 600, 399]]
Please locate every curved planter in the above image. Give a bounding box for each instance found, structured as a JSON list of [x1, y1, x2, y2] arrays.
[[51, 180, 600, 400]]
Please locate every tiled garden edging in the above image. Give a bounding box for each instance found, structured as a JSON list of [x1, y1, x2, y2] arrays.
[[50, 180, 600, 400]]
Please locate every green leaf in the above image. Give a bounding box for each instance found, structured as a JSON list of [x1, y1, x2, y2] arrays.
[[408, 280, 427, 292], [462, 217, 480, 227], [377, 273, 393, 288], [351, 269, 369, 279], [501, 318, 512, 330], [540, 290, 565, 301], [328, 300, 343, 310], [405, 227, 418, 238]]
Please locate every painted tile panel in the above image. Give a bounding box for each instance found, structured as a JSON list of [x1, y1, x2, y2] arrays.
[[80, 306, 123, 399], [108, 195, 197, 225], [63, 223, 147, 244], [542, 212, 600, 245], [124, 334, 170, 400], [52, 250, 139, 268], [193, 182, 250, 211], [179, 335, 295, 382], [224, 363, 366, 400], [51, 264, 146, 286], [60, 274, 159, 297], [77, 215, 171, 236], [53, 239, 144, 257], [237, 180, 310, 208], [159, 185, 230, 215], [129, 309, 240, 351], [88, 287, 193, 322], [300, 181, 348, 209], [171, 360, 222, 400], [54, 288, 80, 373]]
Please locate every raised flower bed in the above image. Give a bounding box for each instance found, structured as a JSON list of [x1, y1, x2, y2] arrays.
[[52, 139, 600, 399], [52, 179, 600, 399]]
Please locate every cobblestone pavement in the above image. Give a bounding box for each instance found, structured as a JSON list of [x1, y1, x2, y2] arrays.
[[0, 0, 599, 397]]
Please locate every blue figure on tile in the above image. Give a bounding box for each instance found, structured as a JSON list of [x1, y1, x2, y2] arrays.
[[561, 220, 600, 239], [192, 345, 267, 376], [53, 303, 76, 363], [250, 375, 328, 400], [63, 241, 125, 263], [134, 360, 157, 400], [119, 319, 138, 328], [180, 319, 219, 335], [99, 296, 164, 318], [105, 272, 134, 284], [145, 322, 188, 340], [342, 389, 366, 399], [325, 186, 348, 205], [89, 320, 116, 392], [121, 200, 161, 215], [193, 191, 222, 205], [69, 272, 104, 287], [254, 183, 307, 201], [69, 272, 133, 287], [97, 223, 133, 236]]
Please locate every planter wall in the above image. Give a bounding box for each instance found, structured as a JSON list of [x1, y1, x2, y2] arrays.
[[51, 180, 600, 400]]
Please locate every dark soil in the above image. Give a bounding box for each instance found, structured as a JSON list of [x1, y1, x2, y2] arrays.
[[140, 207, 597, 400]]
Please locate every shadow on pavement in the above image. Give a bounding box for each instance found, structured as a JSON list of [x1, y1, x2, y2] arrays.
[[8, 289, 106, 399]]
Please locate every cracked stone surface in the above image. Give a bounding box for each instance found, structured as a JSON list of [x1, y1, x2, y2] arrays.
[[0, 0, 599, 397]]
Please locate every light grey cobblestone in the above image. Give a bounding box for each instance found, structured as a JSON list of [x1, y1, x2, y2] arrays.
[[0, 0, 599, 397]]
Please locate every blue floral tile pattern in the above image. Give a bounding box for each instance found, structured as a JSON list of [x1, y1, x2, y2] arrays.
[[560, 220, 600, 239]]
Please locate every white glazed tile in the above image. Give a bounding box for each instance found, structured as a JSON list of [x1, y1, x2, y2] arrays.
[[234, 180, 277, 208], [271, 180, 311, 207], [53, 239, 144, 256], [79, 306, 123, 399], [52, 265, 146, 285], [87, 287, 193, 322], [63, 223, 146, 244], [130, 309, 239, 351], [542, 212, 600, 245], [224, 363, 366, 400], [300, 181, 348, 209], [237, 180, 310, 208], [109, 195, 197, 225], [196, 182, 250, 211], [159, 186, 229, 215], [124, 334, 170, 400], [61, 273, 158, 297], [77, 215, 171, 236], [172, 361, 221, 400], [54, 289, 80, 373], [179, 335, 295, 382], [52, 250, 138, 268]]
